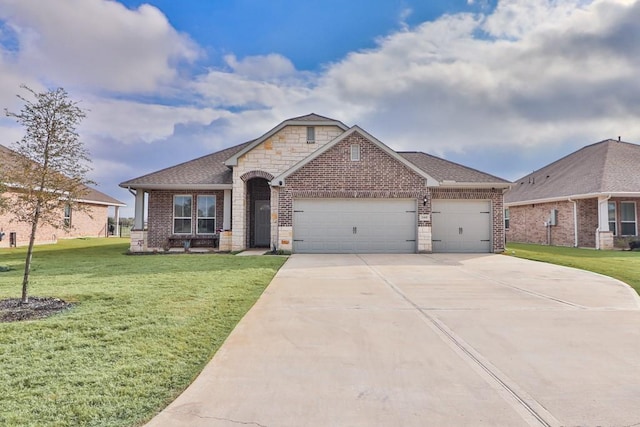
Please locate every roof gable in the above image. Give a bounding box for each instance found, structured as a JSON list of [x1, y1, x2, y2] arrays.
[[506, 139, 640, 204], [224, 113, 349, 167], [272, 126, 439, 186]]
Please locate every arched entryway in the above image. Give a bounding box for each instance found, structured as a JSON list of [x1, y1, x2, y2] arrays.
[[246, 177, 271, 248]]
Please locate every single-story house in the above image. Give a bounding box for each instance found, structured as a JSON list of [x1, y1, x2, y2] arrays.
[[120, 114, 511, 254], [0, 144, 126, 248], [505, 138, 640, 249]]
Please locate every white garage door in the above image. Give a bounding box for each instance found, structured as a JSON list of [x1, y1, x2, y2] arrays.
[[431, 200, 492, 253], [293, 199, 416, 253]]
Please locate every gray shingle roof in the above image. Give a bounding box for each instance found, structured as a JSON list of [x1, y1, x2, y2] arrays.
[[288, 113, 344, 123], [119, 141, 251, 189], [1, 144, 125, 206], [505, 139, 640, 204], [399, 152, 511, 184]]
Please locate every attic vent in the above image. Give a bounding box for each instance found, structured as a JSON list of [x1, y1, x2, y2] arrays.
[[306, 127, 315, 144]]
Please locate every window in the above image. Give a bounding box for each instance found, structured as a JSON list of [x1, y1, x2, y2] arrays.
[[350, 144, 360, 161], [620, 201, 637, 236], [173, 195, 192, 234], [64, 204, 72, 227], [197, 195, 216, 234], [306, 126, 315, 143], [504, 208, 510, 229], [608, 202, 617, 236]]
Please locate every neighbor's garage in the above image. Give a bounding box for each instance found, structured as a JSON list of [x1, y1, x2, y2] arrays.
[[431, 200, 492, 253], [293, 199, 416, 253]]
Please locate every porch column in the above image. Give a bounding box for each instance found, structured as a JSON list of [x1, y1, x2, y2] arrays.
[[597, 196, 610, 232], [223, 189, 231, 231], [597, 196, 613, 250], [114, 206, 121, 236], [133, 189, 145, 230]]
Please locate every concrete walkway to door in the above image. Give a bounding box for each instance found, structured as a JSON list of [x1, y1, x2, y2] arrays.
[[146, 254, 640, 427]]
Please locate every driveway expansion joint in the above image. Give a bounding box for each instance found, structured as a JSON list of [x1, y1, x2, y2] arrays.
[[357, 254, 560, 427]]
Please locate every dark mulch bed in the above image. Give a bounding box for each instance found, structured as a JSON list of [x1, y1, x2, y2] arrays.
[[0, 297, 74, 323]]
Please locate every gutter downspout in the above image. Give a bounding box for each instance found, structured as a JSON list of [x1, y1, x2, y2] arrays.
[[568, 197, 578, 247]]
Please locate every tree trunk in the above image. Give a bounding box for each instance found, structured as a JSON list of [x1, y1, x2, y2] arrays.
[[21, 205, 40, 305]]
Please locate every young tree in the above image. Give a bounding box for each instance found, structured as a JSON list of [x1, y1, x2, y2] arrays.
[[5, 85, 94, 304]]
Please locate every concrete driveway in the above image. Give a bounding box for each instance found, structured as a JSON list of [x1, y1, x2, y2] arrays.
[[146, 254, 640, 427]]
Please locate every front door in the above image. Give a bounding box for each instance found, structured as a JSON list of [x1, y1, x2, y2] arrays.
[[254, 200, 270, 247]]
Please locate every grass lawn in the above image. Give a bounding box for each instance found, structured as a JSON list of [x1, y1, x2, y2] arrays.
[[506, 243, 640, 295], [0, 238, 286, 427]]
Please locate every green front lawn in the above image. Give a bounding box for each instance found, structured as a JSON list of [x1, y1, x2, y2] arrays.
[[506, 243, 640, 294], [0, 238, 286, 427]]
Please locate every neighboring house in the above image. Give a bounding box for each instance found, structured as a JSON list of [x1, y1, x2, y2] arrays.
[[120, 114, 510, 254], [0, 144, 126, 248], [505, 139, 640, 249]]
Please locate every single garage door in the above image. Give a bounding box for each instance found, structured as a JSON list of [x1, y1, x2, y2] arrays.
[[293, 199, 416, 253], [431, 200, 492, 253]]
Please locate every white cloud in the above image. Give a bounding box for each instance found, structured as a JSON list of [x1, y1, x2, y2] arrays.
[[224, 54, 297, 80], [0, 0, 199, 93]]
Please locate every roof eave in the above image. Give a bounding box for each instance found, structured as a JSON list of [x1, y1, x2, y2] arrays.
[[505, 191, 640, 207], [119, 183, 233, 191], [433, 182, 512, 189]]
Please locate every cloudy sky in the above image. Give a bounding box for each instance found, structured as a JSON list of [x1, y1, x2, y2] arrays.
[[1, 0, 639, 216]]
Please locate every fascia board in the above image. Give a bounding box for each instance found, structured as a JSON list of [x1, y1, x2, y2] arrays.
[[435, 182, 512, 189], [119, 184, 233, 191], [505, 192, 640, 207]]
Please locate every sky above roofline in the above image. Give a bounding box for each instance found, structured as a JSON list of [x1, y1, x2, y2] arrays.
[[0, 0, 639, 216]]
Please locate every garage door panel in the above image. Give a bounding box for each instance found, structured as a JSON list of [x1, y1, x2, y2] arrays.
[[293, 199, 416, 253], [432, 200, 492, 253]]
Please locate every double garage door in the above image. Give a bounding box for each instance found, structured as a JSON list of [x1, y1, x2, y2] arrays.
[[293, 199, 416, 253], [292, 198, 492, 253]]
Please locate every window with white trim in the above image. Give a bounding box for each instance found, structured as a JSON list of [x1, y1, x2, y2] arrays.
[[306, 126, 315, 143], [504, 208, 510, 229], [620, 201, 637, 236], [350, 144, 360, 161], [608, 202, 617, 236], [173, 195, 192, 234], [197, 195, 216, 234], [64, 204, 72, 228]]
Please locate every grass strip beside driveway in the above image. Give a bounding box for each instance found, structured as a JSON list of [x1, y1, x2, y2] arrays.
[[506, 243, 640, 295], [0, 238, 286, 427]]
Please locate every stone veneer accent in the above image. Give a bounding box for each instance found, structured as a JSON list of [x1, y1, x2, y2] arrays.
[[232, 125, 344, 251], [431, 187, 505, 253], [279, 131, 431, 252]]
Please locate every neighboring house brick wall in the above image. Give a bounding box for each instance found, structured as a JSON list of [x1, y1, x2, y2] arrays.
[[0, 192, 108, 248], [507, 201, 576, 247], [576, 198, 598, 248], [232, 125, 344, 250], [147, 190, 225, 249], [431, 188, 506, 253]]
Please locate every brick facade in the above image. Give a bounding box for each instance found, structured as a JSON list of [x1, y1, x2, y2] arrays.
[[431, 188, 506, 253], [147, 189, 225, 250], [0, 192, 109, 248], [507, 197, 640, 249], [278, 132, 431, 251]]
